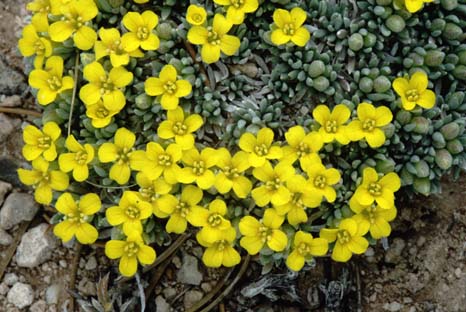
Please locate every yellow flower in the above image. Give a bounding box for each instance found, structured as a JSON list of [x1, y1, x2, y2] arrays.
[[28, 56, 74, 105], [130, 142, 183, 184], [274, 175, 317, 226], [301, 154, 341, 207], [53, 192, 100, 244], [197, 227, 241, 268], [58, 135, 95, 182], [214, 149, 252, 198], [97, 128, 138, 185], [320, 218, 369, 262], [251, 161, 294, 207], [178, 147, 218, 189], [85, 100, 120, 128], [22, 121, 61, 161], [50, 0, 72, 14], [186, 4, 207, 26], [145, 64, 193, 110], [121, 11, 160, 51], [48, 0, 98, 50], [392, 71, 436, 111], [238, 128, 283, 167], [157, 107, 203, 150], [136, 172, 172, 218], [157, 185, 204, 234], [17, 157, 69, 204], [403, 0, 433, 13], [189, 199, 232, 244], [106, 191, 153, 234], [187, 14, 240, 64], [350, 197, 397, 239], [312, 104, 351, 144], [352, 167, 401, 210], [239, 209, 288, 254], [94, 28, 144, 67], [105, 229, 156, 277], [282, 126, 323, 166], [26, 0, 52, 32], [213, 0, 259, 25], [286, 231, 328, 271], [271, 8, 310, 47], [347, 103, 393, 148], [18, 24, 53, 69], [79, 61, 133, 110], [133, 0, 149, 3]]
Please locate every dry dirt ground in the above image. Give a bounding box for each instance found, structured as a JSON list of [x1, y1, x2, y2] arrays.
[[0, 1, 465, 311]]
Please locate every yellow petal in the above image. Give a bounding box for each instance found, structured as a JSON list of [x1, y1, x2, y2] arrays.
[[79, 193, 101, 215], [74, 26, 97, 50], [332, 242, 352, 262], [291, 27, 310, 47], [105, 240, 125, 259], [240, 236, 263, 255], [53, 221, 77, 242], [75, 223, 99, 244], [273, 9, 291, 28], [220, 35, 240, 56], [267, 229, 287, 251], [119, 255, 138, 277], [137, 245, 156, 265], [286, 250, 305, 271]]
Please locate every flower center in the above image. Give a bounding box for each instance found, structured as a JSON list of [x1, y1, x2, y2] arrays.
[[158, 154, 172, 167], [163, 81, 177, 95], [100, 77, 116, 95], [223, 166, 240, 179], [64, 14, 84, 29], [125, 205, 140, 220], [74, 150, 88, 165], [124, 241, 139, 257], [37, 135, 52, 149], [192, 13, 203, 23], [47, 75, 62, 91], [313, 175, 327, 189], [362, 119, 376, 132], [207, 213, 223, 227], [368, 182, 382, 196], [192, 160, 205, 176], [291, 193, 305, 208], [297, 242, 310, 256], [366, 204, 378, 224], [139, 186, 155, 202], [297, 142, 310, 157], [254, 143, 269, 156], [175, 201, 190, 218], [283, 23, 295, 36], [405, 89, 420, 102], [265, 176, 282, 190], [324, 120, 338, 133], [258, 225, 273, 243], [64, 211, 89, 224], [230, 0, 244, 8], [215, 240, 228, 251], [337, 229, 351, 244], [137, 26, 150, 40], [116, 147, 131, 165], [207, 27, 221, 45], [34, 39, 45, 55], [96, 106, 109, 118], [172, 122, 187, 135]]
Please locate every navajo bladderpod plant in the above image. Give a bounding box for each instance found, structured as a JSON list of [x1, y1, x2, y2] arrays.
[[17, 0, 464, 279]]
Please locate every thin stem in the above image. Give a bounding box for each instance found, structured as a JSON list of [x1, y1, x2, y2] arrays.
[[68, 53, 80, 137], [0, 107, 41, 117]]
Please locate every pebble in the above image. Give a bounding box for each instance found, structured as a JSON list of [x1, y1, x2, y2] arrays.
[[30, 300, 47, 312], [0, 95, 21, 107], [3, 272, 18, 286], [183, 290, 203, 309], [162, 287, 177, 299], [0, 228, 12, 245], [7, 282, 34, 309], [0, 113, 14, 143], [155, 295, 171, 312], [85, 256, 98, 271], [177, 254, 203, 286], [59, 259, 68, 268], [46, 284, 61, 304], [16, 223, 58, 268], [383, 301, 402, 312], [0, 193, 39, 230], [172, 256, 181, 269], [454, 268, 462, 278], [0, 180, 12, 206], [0, 282, 9, 295], [78, 278, 97, 296], [201, 282, 213, 293], [385, 238, 406, 264]]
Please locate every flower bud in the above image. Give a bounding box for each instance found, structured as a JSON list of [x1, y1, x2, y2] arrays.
[[440, 122, 460, 140], [453, 65, 466, 80], [157, 23, 172, 40], [430, 19, 446, 32], [375, 159, 395, 174], [435, 149, 453, 170], [440, 0, 458, 10], [414, 160, 430, 178], [413, 177, 431, 195], [396, 110, 412, 125], [359, 77, 373, 93], [432, 132, 446, 148]]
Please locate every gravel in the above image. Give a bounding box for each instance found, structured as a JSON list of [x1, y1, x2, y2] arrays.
[[7, 282, 34, 309], [0, 192, 39, 230], [15, 223, 58, 268]]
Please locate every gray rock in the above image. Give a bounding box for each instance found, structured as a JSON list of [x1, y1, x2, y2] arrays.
[[0, 180, 11, 206], [16, 223, 58, 268], [78, 278, 97, 296], [0, 228, 12, 245], [183, 290, 203, 310], [0, 282, 9, 295], [0, 193, 39, 230], [383, 301, 402, 312], [30, 300, 47, 312], [155, 295, 171, 312], [162, 287, 177, 299], [177, 254, 203, 286], [46, 284, 61, 304], [0, 95, 22, 107], [0, 58, 26, 95], [85, 256, 98, 271], [385, 238, 406, 264], [3, 273, 18, 286], [7, 282, 34, 309], [0, 113, 14, 143]]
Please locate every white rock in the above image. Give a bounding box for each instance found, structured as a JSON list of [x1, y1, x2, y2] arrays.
[[0, 180, 12, 206], [0, 193, 39, 230], [0, 282, 9, 295], [383, 301, 402, 312], [85, 256, 98, 271], [0, 228, 12, 245], [7, 282, 34, 309], [46, 284, 61, 304], [3, 273, 18, 286], [155, 295, 171, 312], [0, 95, 22, 108], [183, 290, 203, 310], [176, 254, 203, 286], [16, 223, 58, 268]]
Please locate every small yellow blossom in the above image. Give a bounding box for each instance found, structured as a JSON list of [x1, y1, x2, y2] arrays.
[[157, 185, 204, 234], [251, 161, 295, 207], [189, 199, 231, 243], [347, 103, 393, 148], [28, 56, 74, 105], [392, 71, 436, 111], [79, 61, 133, 110], [178, 147, 218, 189], [105, 229, 156, 277], [136, 172, 172, 218], [121, 11, 160, 51], [157, 107, 203, 150], [94, 28, 144, 67], [286, 231, 328, 271], [403, 0, 433, 13], [238, 128, 283, 167], [271, 7, 310, 47], [18, 24, 53, 69], [213, 0, 259, 25], [97, 128, 138, 185], [197, 227, 241, 268], [58, 135, 95, 182], [22, 121, 61, 161], [145, 64, 193, 110], [187, 14, 240, 64], [282, 126, 323, 166], [312, 104, 351, 144], [133, 0, 149, 3], [106, 190, 153, 234], [239, 209, 288, 255], [17, 157, 69, 205], [53, 192, 101, 244], [186, 5, 207, 26], [320, 217, 369, 262], [85, 100, 120, 128], [48, 0, 98, 50], [214, 149, 252, 198], [350, 197, 397, 239], [26, 0, 52, 32], [352, 167, 401, 210]]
